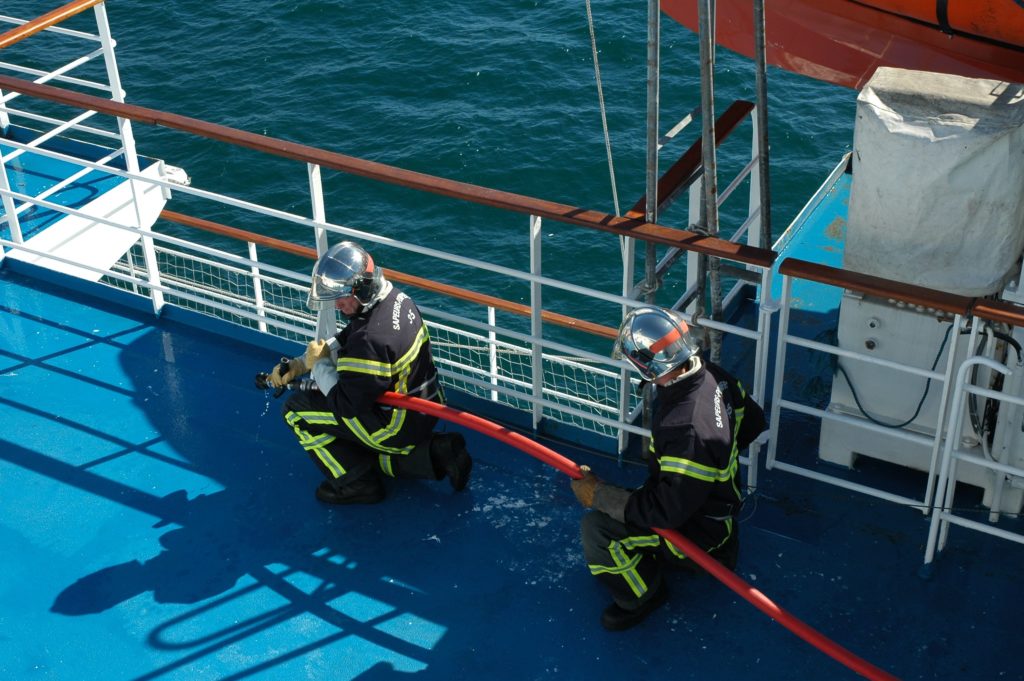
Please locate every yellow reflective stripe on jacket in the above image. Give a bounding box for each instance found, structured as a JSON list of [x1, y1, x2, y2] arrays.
[[336, 324, 430, 454], [336, 356, 392, 377], [334, 324, 430, 384], [379, 454, 395, 478], [729, 405, 745, 498], [392, 324, 429, 379], [657, 454, 738, 482]]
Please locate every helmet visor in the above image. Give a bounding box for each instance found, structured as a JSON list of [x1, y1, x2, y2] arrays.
[[306, 272, 355, 310], [305, 241, 369, 310]]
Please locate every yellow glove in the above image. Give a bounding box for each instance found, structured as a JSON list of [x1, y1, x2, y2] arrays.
[[570, 465, 600, 508], [268, 355, 306, 388], [304, 339, 332, 369]]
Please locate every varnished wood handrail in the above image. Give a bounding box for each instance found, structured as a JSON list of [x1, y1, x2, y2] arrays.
[[0, 0, 105, 51], [778, 258, 973, 315], [0, 73, 775, 268], [160, 210, 619, 340], [626, 100, 756, 219], [161, 210, 313, 259], [970, 299, 1024, 329]]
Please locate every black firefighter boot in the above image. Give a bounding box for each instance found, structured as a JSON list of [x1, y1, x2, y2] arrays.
[[600, 580, 669, 631], [429, 433, 473, 491], [315, 473, 385, 505]]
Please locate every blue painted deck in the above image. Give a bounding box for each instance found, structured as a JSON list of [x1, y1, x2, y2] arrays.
[[2, 264, 1023, 681]]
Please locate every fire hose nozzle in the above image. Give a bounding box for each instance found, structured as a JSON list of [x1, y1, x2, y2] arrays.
[[254, 371, 316, 397]]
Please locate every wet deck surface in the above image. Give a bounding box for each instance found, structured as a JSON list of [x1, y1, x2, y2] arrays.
[[1, 264, 1022, 681]]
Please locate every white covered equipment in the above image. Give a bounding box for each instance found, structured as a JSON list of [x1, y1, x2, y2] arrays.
[[844, 68, 1024, 296]]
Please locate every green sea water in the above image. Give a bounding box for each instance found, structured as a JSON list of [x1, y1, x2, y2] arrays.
[[3, 1, 855, 331]]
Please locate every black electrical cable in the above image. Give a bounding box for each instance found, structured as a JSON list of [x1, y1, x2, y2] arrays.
[[966, 325, 1021, 453], [836, 323, 954, 429]]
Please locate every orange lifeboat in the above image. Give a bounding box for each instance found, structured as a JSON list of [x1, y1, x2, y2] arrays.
[[661, 0, 1024, 89], [856, 0, 1024, 47]]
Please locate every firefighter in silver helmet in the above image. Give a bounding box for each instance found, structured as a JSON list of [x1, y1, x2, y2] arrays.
[[570, 305, 766, 630], [267, 240, 472, 505]]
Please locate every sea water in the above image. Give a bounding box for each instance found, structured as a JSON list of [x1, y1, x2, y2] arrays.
[[3, 0, 854, 330]]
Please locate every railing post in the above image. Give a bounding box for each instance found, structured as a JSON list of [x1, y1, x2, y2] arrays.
[[126, 245, 140, 295], [746, 265, 776, 490], [752, 0, 772, 249], [0, 151, 23, 264], [921, 313, 967, 514], [0, 87, 9, 131], [685, 178, 702, 315], [766, 274, 793, 469], [488, 306, 499, 402], [249, 241, 267, 333], [308, 163, 333, 340], [94, 2, 164, 313], [923, 356, 1009, 567], [529, 214, 543, 430], [697, 0, 723, 362], [618, 234, 636, 460], [747, 106, 763, 250]]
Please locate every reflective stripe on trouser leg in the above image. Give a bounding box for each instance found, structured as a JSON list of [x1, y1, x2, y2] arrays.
[[285, 411, 347, 479], [379, 440, 438, 480], [282, 391, 377, 483], [581, 511, 663, 608]]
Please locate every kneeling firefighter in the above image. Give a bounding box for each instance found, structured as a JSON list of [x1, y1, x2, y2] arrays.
[[570, 306, 767, 630], [267, 240, 472, 505]]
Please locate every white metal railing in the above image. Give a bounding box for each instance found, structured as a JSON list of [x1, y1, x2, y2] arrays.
[[766, 256, 1024, 575], [0, 7, 772, 462], [923, 354, 1024, 569], [767, 272, 967, 512], [1, 133, 771, 460]]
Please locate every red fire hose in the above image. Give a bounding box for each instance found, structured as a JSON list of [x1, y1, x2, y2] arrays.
[[380, 391, 899, 681]]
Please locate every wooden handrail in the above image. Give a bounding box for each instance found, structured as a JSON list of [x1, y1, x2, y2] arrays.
[[778, 258, 973, 315], [0, 73, 775, 268], [970, 299, 1024, 328], [0, 0, 105, 51], [161, 210, 313, 259], [626, 100, 756, 219], [160, 210, 619, 340]]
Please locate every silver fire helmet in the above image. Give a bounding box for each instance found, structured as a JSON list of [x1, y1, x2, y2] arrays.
[[306, 241, 385, 310], [612, 306, 697, 381]]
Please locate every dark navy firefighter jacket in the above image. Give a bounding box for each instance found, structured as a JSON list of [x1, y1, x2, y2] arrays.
[[325, 286, 441, 456], [624, 360, 767, 554]]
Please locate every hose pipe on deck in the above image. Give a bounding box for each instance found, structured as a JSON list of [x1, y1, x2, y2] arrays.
[[381, 391, 899, 681]]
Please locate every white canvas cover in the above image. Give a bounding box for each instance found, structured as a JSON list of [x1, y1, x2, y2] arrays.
[[845, 68, 1024, 296]]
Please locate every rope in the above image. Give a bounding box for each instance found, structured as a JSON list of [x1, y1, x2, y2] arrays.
[[584, 0, 620, 217]]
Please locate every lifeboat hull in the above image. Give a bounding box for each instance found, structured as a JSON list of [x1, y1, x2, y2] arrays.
[[662, 0, 1024, 89]]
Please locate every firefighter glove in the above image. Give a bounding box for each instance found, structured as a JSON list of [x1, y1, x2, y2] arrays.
[[268, 355, 306, 388], [304, 339, 332, 369], [571, 466, 600, 509]]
